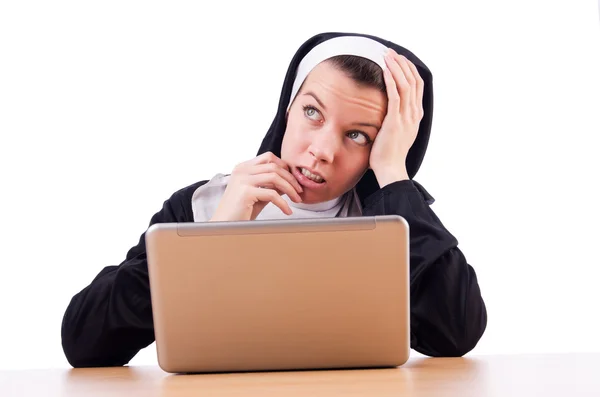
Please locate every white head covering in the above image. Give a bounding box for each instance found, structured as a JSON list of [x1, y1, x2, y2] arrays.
[[192, 36, 388, 222], [288, 36, 388, 110]]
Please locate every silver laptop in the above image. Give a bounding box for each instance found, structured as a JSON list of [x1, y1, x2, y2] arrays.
[[145, 215, 410, 373]]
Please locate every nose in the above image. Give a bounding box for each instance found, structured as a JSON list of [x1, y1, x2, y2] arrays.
[[308, 128, 339, 164]]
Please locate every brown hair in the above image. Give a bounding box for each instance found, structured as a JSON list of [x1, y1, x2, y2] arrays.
[[326, 55, 386, 94]]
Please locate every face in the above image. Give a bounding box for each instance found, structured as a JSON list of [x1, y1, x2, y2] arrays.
[[281, 60, 387, 204]]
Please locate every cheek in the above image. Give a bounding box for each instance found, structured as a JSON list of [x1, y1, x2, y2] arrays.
[[336, 153, 370, 182], [280, 130, 291, 159], [281, 132, 299, 162], [282, 120, 307, 153], [353, 157, 370, 177]]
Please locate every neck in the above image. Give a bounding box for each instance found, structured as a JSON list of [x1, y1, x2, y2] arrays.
[[288, 194, 344, 212]]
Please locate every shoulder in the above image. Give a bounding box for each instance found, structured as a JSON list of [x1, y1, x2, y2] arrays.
[[170, 180, 210, 202], [163, 180, 210, 222]]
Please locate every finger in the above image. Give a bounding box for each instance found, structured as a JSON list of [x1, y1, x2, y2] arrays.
[[249, 172, 303, 203], [396, 56, 417, 116], [390, 51, 415, 116], [384, 50, 409, 114], [255, 183, 285, 197], [382, 66, 400, 115], [249, 162, 303, 194], [406, 59, 425, 118], [254, 181, 291, 200], [254, 151, 291, 172], [254, 187, 293, 215]]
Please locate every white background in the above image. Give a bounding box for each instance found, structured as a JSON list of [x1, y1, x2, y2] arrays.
[[1, 1, 599, 370]]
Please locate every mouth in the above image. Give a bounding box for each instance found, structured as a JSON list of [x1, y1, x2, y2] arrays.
[[299, 167, 325, 183], [293, 167, 327, 189]]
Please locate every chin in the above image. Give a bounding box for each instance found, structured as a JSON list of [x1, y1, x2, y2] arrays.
[[299, 194, 319, 205], [300, 191, 328, 204], [310, 189, 340, 204]]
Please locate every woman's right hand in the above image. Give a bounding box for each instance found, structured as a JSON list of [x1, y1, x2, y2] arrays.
[[209, 152, 304, 222]]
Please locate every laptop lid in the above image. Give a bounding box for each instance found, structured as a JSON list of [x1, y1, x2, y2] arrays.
[[146, 215, 410, 373]]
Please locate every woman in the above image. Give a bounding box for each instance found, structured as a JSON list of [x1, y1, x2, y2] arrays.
[[61, 32, 487, 367]]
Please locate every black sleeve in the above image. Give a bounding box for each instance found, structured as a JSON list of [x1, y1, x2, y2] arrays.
[[60, 181, 206, 367], [361, 179, 487, 357]]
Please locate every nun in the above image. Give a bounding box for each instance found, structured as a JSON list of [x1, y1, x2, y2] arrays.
[[61, 32, 487, 367]]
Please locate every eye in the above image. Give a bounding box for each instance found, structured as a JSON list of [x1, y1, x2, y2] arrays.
[[302, 105, 323, 122], [347, 130, 371, 146]]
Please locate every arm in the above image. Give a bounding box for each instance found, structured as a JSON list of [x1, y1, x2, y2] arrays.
[[60, 182, 204, 367], [362, 179, 487, 357]]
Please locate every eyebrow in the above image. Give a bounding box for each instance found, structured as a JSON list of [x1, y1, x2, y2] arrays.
[[304, 91, 327, 110], [303, 91, 381, 130], [354, 121, 381, 130]]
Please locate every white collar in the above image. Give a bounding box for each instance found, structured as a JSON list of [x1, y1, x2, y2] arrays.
[[288, 193, 343, 211], [191, 173, 362, 222]]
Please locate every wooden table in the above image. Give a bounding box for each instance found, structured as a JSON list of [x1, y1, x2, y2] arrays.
[[1, 353, 599, 396]]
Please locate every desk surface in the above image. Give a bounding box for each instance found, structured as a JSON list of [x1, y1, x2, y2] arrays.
[[1, 353, 599, 396]]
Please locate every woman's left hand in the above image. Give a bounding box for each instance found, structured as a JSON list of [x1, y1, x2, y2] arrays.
[[369, 48, 425, 187]]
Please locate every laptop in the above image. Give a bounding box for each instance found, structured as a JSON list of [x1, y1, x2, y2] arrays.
[[145, 215, 410, 373]]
